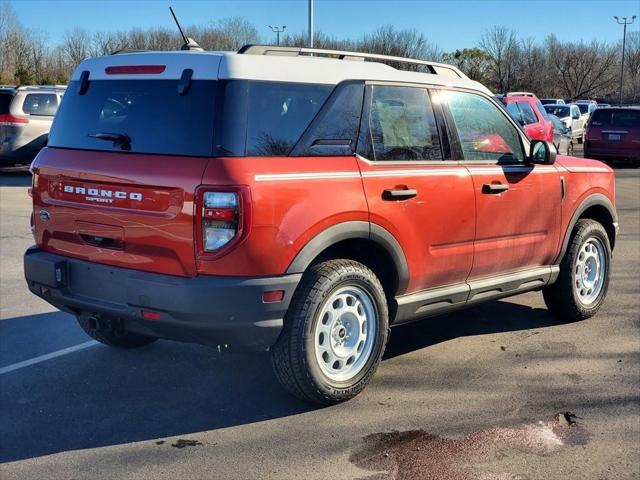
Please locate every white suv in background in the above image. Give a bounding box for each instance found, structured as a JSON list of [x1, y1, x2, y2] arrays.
[[0, 85, 66, 170]]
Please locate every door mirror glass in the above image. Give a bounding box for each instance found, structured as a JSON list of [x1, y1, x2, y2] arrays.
[[530, 140, 556, 164]]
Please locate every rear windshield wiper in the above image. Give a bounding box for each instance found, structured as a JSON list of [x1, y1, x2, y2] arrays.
[[88, 132, 132, 151]]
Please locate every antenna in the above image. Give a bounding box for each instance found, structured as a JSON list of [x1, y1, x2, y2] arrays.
[[169, 6, 204, 51]]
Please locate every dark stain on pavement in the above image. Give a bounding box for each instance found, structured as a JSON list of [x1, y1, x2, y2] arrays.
[[171, 439, 203, 449], [350, 413, 590, 480]]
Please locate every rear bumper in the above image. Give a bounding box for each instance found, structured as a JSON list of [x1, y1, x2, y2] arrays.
[[584, 146, 640, 161], [24, 247, 301, 351]]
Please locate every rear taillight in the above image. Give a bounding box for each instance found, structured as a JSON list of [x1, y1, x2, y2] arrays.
[[0, 114, 28, 126], [196, 187, 250, 258]]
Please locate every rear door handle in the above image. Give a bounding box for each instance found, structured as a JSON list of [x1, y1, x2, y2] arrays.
[[382, 188, 418, 200], [482, 183, 509, 194]]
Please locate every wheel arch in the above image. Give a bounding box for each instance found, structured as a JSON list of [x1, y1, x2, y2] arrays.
[[286, 221, 409, 299], [557, 194, 617, 263]]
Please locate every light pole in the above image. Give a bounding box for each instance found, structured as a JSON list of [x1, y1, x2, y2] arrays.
[[308, 0, 314, 48], [268, 25, 286, 46], [614, 15, 636, 105]]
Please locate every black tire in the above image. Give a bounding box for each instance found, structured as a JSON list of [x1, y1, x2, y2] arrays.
[[77, 315, 158, 348], [271, 259, 389, 405], [543, 219, 611, 321], [577, 131, 584, 144], [567, 140, 574, 156]]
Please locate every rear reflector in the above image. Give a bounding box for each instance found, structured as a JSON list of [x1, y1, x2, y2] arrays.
[[0, 114, 29, 126], [141, 310, 161, 321], [204, 208, 236, 221], [105, 65, 166, 75], [262, 290, 285, 303]]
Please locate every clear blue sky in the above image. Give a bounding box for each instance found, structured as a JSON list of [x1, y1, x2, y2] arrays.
[[11, 0, 640, 51]]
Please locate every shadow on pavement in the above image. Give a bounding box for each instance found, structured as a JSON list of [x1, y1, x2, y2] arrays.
[[0, 171, 31, 187], [0, 300, 574, 463]]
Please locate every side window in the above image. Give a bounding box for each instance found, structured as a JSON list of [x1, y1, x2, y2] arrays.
[[444, 91, 524, 162], [245, 82, 332, 156], [22, 94, 58, 116], [535, 100, 549, 120], [367, 85, 442, 161], [518, 102, 538, 124], [505, 103, 523, 123], [291, 82, 364, 156]]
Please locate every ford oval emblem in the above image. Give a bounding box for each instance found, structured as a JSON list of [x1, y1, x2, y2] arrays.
[[39, 210, 51, 221]]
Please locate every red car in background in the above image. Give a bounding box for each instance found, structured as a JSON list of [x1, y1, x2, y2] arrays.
[[584, 106, 640, 164], [498, 92, 554, 144]]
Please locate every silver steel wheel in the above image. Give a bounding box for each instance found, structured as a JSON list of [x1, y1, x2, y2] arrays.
[[574, 236, 607, 306], [313, 285, 377, 382]]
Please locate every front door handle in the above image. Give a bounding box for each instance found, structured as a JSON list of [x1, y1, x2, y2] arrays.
[[382, 188, 418, 200], [482, 183, 509, 194]]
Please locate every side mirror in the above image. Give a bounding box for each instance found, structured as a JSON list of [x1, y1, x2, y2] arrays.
[[517, 119, 525, 127], [529, 140, 557, 164], [572, 113, 580, 120]]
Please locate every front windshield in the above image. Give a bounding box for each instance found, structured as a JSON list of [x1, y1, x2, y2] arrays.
[[577, 104, 590, 114], [545, 105, 570, 117]]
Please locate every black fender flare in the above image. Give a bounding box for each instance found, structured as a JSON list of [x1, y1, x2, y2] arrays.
[[285, 221, 409, 294], [556, 193, 618, 263]]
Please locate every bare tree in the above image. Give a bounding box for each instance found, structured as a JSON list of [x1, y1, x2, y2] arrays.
[[546, 35, 617, 100], [479, 26, 520, 92], [61, 27, 91, 70]]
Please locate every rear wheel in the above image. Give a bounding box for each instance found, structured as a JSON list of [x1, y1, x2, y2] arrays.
[[543, 219, 611, 320], [567, 140, 574, 156], [77, 314, 158, 348], [271, 259, 389, 404], [578, 130, 585, 144]]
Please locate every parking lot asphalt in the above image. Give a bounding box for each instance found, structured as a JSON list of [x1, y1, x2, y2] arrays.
[[1, 155, 638, 479]]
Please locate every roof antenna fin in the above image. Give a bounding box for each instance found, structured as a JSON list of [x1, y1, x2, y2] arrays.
[[169, 6, 204, 51]]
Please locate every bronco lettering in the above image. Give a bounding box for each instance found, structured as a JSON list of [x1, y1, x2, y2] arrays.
[[63, 185, 142, 201]]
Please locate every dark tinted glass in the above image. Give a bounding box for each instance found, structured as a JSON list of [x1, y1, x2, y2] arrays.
[[545, 105, 570, 117], [445, 90, 524, 162], [22, 93, 58, 116], [591, 109, 640, 127], [368, 85, 442, 161], [535, 101, 549, 119], [577, 104, 590, 114], [292, 81, 364, 156], [0, 92, 13, 113], [518, 102, 538, 124], [49, 80, 216, 157], [246, 82, 332, 156]]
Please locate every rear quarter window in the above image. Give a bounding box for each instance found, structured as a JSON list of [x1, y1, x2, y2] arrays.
[[245, 82, 332, 156], [0, 92, 14, 114], [22, 94, 58, 116]]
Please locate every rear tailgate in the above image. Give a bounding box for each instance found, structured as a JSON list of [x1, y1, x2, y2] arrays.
[[32, 148, 208, 276], [587, 109, 640, 157], [31, 53, 223, 277]]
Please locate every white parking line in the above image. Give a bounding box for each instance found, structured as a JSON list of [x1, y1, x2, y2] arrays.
[[0, 340, 99, 375]]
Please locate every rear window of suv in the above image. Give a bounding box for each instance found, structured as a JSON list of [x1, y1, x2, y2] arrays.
[[22, 94, 59, 116], [0, 92, 13, 114], [590, 109, 640, 128], [49, 79, 332, 157], [49, 80, 218, 157]]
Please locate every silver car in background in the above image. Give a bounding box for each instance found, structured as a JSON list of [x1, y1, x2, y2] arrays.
[[0, 85, 66, 170]]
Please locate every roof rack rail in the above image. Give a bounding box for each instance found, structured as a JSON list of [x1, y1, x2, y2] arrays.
[[504, 92, 536, 97], [237, 44, 468, 79]]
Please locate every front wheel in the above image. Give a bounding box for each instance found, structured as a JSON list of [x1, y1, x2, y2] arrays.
[[543, 219, 611, 320], [271, 259, 389, 404]]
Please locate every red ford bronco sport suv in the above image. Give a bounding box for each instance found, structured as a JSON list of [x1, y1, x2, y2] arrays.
[[24, 46, 618, 405]]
